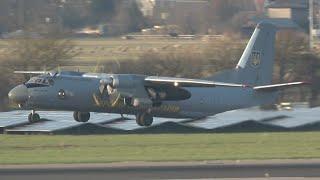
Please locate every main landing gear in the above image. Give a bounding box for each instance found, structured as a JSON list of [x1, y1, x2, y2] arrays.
[[28, 110, 40, 123], [73, 111, 90, 122], [136, 112, 153, 127]]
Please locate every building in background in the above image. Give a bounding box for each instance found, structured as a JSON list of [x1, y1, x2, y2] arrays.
[[0, 0, 315, 39], [262, 0, 320, 50], [264, 0, 309, 31], [137, 0, 155, 17], [153, 0, 209, 24]]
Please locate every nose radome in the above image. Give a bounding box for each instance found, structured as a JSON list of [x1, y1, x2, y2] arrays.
[[8, 84, 28, 103]]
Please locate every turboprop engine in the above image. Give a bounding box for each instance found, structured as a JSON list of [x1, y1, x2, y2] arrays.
[[94, 75, 153, 109]]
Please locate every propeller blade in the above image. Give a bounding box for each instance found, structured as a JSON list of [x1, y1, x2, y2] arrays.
[[99, 78, 114, 95], [108, 90, 121, 107], [96, 77, 121, 107], [99, 84, 106, 94]]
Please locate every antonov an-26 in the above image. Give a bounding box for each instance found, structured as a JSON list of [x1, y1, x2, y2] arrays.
[[8, 22, 308, 126]]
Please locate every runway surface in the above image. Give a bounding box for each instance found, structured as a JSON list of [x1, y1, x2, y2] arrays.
[[1, 160, 320, 180], [2, 105, 320, 134]]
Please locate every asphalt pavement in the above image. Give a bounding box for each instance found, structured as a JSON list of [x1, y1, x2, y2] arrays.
[[1, 160, 320, 180]]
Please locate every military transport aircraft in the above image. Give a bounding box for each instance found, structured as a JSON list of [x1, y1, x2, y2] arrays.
[[8, 22, 309, 126]]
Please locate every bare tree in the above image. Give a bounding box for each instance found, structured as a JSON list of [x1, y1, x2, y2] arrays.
[[275, 31, 308, 82], [0, 62, 11, 111], [295, 53, 320, 107], [204, 37, 245, 73], [273, 30, 320, 104], [111, 1, 149, 34], [102, 37, 246, 78], [4, 36, 77, 73], [102, 48, 207, 78]]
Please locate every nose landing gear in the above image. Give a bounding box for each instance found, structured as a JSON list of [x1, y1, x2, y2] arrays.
[[28, 110, 40, 123], [73, 111, 90, 122], [136, 112, 153, 127]]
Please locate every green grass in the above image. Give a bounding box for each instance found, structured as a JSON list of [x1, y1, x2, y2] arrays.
[[0, 132, 320, 164]]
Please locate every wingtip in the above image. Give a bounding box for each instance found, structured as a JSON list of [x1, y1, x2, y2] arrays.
[[301, 81, 312, 85]]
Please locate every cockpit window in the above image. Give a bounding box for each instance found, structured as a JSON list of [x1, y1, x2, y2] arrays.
[[25, 77, 54, 88]]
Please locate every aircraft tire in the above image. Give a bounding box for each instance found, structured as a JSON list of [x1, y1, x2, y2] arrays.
[[28, 113, 32, 122], [142, 113, 153, 127], [136, 114, 144, 126], [28, 113, 40, 123], [136, 112, 153, 127], [77, 112, 90, 122], [73, 111, 80, 122]]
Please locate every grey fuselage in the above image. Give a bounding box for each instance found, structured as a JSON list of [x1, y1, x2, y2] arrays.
[[24, 74, 277, 119]]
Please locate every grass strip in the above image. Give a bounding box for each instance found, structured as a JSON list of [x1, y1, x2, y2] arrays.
[[0, 132, 319, 164]]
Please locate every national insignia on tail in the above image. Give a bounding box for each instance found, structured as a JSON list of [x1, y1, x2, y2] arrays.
[[250, 51, 261, 68]]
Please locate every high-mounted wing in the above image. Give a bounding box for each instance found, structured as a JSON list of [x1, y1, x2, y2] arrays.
[[254, 82, 310, 91], [145, 76, 249, 88], [14, 71, 49, 74], [14, 71, 60, 77]]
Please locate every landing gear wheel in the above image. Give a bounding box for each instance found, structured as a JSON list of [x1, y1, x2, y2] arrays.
[[74, 112, 90, 122], [28, 113, 40, 123], [136, 114, 144, 126], [73, 111, 79, 122], [142, 113, 153, 127], [136, 112, 153, 127]]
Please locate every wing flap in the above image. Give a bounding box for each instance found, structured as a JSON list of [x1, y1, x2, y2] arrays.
[[145, 76, 249, 88], [254, 82, 310, 91]]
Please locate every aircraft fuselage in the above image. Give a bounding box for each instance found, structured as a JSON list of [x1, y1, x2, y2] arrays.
[[24, 75, 277, 119]]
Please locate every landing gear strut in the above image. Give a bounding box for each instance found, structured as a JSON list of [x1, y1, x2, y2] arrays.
[[136, 112, 153, 127], [28, 110, 40, 123], [73, 111, 90, 122]]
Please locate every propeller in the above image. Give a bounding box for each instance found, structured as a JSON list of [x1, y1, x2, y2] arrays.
[[99, 77, 114, 94], [98, 77, 121, 107]]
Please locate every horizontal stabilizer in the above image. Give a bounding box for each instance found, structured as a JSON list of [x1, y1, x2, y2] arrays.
[[145, 76, 249, 88], [254, 82, 310, 91]]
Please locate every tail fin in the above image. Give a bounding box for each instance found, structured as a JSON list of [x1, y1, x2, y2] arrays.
[[212, 22, 277, 86]]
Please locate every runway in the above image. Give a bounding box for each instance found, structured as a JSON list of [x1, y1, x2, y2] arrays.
[[2, 105, 320, 135], [1, 160, 320, 180]]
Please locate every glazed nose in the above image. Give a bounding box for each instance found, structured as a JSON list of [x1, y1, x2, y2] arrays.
[[8, 84, 28, 103]]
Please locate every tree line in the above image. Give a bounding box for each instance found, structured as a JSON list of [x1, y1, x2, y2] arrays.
[[0, 0, 263, 36]]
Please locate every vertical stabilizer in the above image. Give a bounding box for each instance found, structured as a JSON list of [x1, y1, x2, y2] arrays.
[[212, 22, 277, 86]]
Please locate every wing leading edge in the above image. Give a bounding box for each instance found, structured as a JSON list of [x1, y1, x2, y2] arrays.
[[145, 76, 249, 88], [14, 71, 49, 74]]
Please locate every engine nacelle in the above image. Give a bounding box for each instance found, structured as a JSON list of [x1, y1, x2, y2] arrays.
[[98, 75, 156, 109], [110, 75, 141, 89]]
